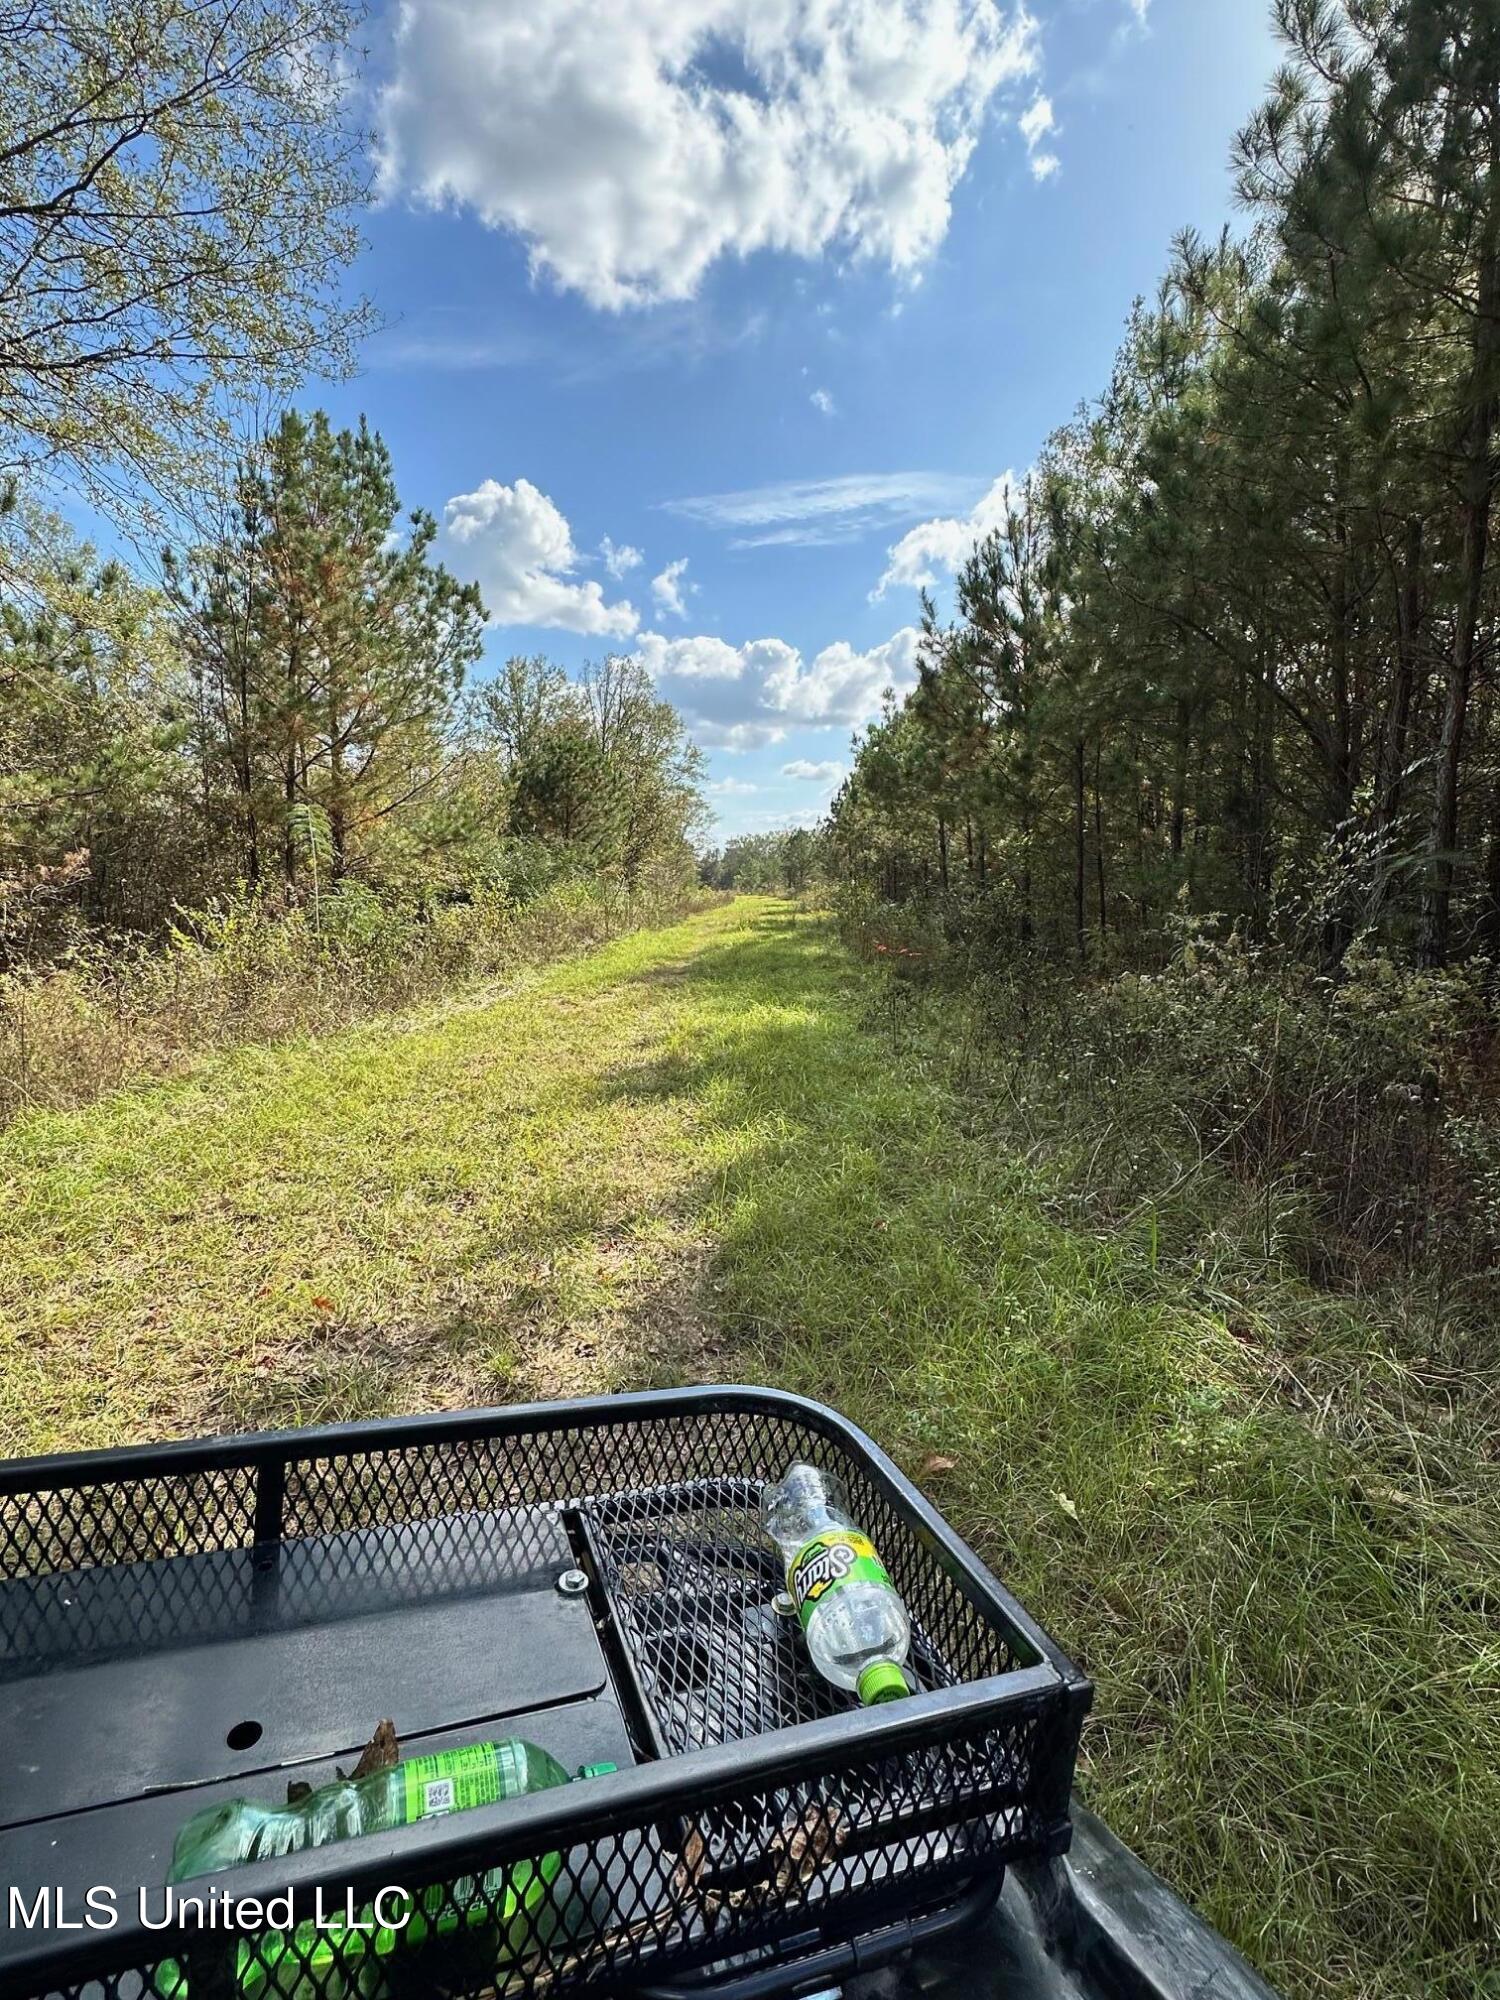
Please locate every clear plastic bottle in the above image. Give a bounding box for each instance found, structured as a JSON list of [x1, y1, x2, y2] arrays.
[[761, 1463, 911, 1704]]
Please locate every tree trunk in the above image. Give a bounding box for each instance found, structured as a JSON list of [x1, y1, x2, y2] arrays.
[[1422, 126, 1499, 965], [283, 625, 302, 890], [1094, 743, 1108, 938], [1169, 699, 1190, 858], [1073, 736, 1087, 961], [1377, 514, 1423, 838], [1482, 714, 1500, 960], [233, 628, 260, 887], [1328, 472, 1356, 832]]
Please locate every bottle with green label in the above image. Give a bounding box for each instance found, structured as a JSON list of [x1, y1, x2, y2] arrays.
[[164, 1740, 613, 1998], [761, 1464, 912, 1705]]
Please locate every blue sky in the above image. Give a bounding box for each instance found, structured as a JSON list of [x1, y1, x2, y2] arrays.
[[310, 0, 1281, 839]]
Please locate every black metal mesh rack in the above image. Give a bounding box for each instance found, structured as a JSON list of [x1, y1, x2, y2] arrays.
[[0, 1387, 1091, 2000]]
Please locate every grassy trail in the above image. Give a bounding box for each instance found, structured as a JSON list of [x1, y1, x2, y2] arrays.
[[2, 898, 1494, 2000]]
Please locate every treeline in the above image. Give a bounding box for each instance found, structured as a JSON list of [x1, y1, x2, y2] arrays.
[[833, 0, 1500, 973], [0, 1, 704, 989], [699, 828, 825, 893], [2, 411, 705, 967]]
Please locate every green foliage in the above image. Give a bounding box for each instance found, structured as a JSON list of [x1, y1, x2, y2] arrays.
[[171, 409, 487, 892], [0, 514, 204, 955], [699, 826, 828, 892], [833, 0, 1500, 968], [494, 653, 705, 888], [0, 0, 371, 546]]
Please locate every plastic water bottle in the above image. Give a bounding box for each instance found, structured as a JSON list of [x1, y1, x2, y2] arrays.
[[165, 1741, 614, 1999], [761, 1464, 912, 1705], [170, 1739, 579, 1880]]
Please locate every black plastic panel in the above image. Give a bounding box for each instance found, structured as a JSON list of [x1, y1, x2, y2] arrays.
[[0, 1510, 605, 1826]]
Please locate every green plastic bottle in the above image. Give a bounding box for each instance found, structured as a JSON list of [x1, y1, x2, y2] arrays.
[[171, 1740, 572, 1880], [162, 1741, 611, 1998]]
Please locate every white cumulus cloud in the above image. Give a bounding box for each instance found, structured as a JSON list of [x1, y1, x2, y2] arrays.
[[631, 625, 922, 748], [651, 557, 693, 620], [871, 468, 1024, 598], [378, 1, 1043, 311], [783, 758, 846, 782], [810, 387, 836, 417], [1018, 94, 1059, 180], [600, 536, 643, 578], [707, 776, 759, 796], [442, 478, 639, 636], [765, 628, 923, 722]]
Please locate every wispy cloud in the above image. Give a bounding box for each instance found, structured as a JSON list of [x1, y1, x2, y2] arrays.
[[810, 387, 836, 417], [666, 471, 985, 551], [366, 326, 548, 371], [651, 556, 693, 619], [728, 523, 873, 551], [366, 302, 767, 382], [737, 808, 829, 831]]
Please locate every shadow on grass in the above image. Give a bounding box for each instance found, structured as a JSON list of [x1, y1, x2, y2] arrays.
[[209, 912, 842, 1433], [576, 910, 1500, 2000]]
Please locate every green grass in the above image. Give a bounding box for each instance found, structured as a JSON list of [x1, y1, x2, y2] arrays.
[[2, 897, 1495, 2000]]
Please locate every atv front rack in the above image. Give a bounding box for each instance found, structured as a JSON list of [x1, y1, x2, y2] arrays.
[[0, 1387, 1090, 1999]]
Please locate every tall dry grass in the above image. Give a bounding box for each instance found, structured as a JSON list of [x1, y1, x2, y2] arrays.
[[0, 878, 716, 1124]]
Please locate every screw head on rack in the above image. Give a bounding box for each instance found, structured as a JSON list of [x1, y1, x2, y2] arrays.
[[556, 1567, 590, 1596], [772, 1590, 796, 1619]]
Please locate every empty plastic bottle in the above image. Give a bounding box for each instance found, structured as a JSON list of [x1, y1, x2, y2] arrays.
[[761, 1463, 911, 1704], [165, 1741, 613, 2000], [170, 1739, 575, 1881]]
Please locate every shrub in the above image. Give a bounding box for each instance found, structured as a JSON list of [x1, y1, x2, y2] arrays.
[[0, 877, 713, 1124], [839, 897, 1500, 1303]]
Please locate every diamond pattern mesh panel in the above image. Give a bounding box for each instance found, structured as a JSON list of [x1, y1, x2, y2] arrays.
[[580, 1474, 1001, 1751], [30, 1711, 1050, 2000]]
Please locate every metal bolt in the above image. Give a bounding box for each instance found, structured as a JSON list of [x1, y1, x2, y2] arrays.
[[772, 1589, 796, 1619], [556, 1567, 590, 1597]]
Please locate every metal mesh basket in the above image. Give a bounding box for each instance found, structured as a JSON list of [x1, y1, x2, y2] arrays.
[[0, 1387, 1090, 2000]]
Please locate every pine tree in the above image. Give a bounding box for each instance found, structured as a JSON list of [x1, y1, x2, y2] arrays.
[[177, 412, 486, 890]]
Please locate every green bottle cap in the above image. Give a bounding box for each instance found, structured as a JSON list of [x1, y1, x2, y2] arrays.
[[857, 1661, 910, 1705]]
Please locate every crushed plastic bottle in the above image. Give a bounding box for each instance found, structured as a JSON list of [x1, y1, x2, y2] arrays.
[[164, 1741, 614, 1999], [170, 1739, 573, 1879], [761, 1463, 912, 1705]]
